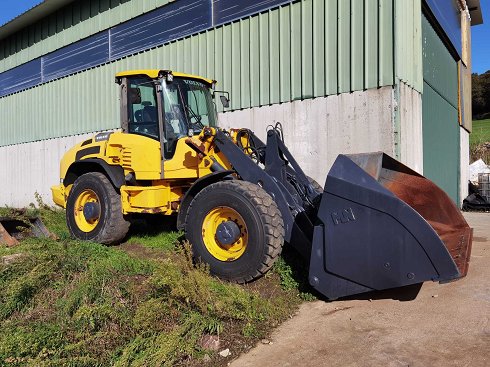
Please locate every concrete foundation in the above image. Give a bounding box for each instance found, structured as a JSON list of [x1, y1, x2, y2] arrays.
[[219, 86, 396, 186], [0, 85, 452, 209], [398, 82, 423, 174], [0, 132, 95, 207], [460, 127, 470, 205]]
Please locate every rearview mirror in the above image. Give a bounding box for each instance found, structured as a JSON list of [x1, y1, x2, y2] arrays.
[[220, 95, 230, 108], [129, 87, 141, 105]]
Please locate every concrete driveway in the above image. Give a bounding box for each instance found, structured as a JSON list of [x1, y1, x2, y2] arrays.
[[231, 212, 489, 367]]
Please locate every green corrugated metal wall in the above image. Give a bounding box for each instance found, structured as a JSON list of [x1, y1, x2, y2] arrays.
[[0, 0, 398, 146], [0, 0, 173, 73], [395, 0, 423, 92], [421, 14, 460, 203]]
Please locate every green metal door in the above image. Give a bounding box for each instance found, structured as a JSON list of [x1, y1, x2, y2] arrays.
[[422, 14, 460, 203]]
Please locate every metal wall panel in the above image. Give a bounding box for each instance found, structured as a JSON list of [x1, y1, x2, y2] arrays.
[[422, 82, 460, 203], [0, 0, 397, 146], [422, 13, 460, 204], [422, 14, 458, 108], [395, 0, 423, 92]]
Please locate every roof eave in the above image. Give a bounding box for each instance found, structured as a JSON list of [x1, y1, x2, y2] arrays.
[[466, 0, 483, 25], [0, 0, 76, 42]]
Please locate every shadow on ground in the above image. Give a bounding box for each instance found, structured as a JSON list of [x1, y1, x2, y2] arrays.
[[280, 244, 422, 302]]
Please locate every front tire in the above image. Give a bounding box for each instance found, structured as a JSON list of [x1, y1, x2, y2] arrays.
[[66, 172, 130, 244], [184, 180, 285, 283]]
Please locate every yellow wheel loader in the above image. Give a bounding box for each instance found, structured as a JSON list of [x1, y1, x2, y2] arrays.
[[52, 70, 472, 299]]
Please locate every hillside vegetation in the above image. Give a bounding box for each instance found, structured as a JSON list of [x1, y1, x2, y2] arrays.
[[0, 206, 312, 366]]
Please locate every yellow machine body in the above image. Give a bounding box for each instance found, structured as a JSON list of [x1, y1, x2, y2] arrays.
[[52, 128, 237, 215]]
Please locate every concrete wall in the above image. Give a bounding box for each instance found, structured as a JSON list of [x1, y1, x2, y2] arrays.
[[0, 87, 396, 208], [0, 132, 96, 207], [219, 86, 396, 186], [460, 127, 470, 206], [398, 82, 423, 174]]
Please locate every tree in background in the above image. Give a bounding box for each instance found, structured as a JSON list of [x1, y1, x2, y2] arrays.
[[472, 71, 490, 119]]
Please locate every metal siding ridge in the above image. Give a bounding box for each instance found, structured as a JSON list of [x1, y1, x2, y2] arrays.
[[312, 0, 325, 98], [279, 5, 291, 103], [364, 0, 378, 89], [231, 21, 241, 110], [301, 0, 313, 99], [269, 9, 281, 105], [324, 0, 338, 96], [240, 19, 251, 109], [337, 0, 350, 93], [378, 0, 394, 87], [290, 1, 302, 101], [351, 0, 364, 91]]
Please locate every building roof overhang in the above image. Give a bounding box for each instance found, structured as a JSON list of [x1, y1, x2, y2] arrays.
[[466, 0, 483, 25], [0, 0, 76, 41]]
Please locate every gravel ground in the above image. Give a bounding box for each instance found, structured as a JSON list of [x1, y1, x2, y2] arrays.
[[231, 212, 490, 367]]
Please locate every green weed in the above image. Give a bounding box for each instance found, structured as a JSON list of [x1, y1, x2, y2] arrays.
[[0, 208, 304, 366]]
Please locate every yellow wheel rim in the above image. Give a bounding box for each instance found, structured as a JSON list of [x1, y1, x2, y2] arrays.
[[202, 206, 248, 261], [74, 189, 100, 233]]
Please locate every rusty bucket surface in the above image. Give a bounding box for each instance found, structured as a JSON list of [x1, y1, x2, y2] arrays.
[[0, 217, 55, 247], [309, 152, 472, 300], [376, 155, 472, 278]]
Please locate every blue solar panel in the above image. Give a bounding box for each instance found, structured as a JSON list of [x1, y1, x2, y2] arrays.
[[0, 58, 41, 97], [212, 0, 292, 26], [111, 0, 211, 59], [43, 31, 110, 81]]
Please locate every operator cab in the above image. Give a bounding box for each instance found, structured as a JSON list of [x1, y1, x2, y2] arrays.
[[116, 70, 219, 159]]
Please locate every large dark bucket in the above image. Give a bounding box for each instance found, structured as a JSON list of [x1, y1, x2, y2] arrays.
[[309, 152, 472, 300]]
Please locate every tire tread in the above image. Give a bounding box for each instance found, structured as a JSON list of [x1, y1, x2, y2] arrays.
[[67, 172, 129, 245], [184, 180, 284, 283]]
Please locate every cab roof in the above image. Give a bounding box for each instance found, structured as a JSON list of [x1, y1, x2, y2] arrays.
[[115, 69, 214, 86]]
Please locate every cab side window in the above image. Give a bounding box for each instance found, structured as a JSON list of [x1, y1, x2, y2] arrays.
[[127, 77, 159, 140]]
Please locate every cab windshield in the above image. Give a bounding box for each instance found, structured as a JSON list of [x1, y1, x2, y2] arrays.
[[161, 78, 217, 139]]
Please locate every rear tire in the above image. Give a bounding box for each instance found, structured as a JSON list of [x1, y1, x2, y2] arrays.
[[184, 180, 284, 283], [66, 172, 130, 244]]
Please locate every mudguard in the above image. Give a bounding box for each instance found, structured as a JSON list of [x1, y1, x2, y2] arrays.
[[309, 152, 472, 300]]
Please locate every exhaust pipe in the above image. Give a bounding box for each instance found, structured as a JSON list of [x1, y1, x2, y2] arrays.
[[309, 152, 472, 300]]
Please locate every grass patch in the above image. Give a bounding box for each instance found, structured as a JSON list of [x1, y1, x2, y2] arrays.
[[470, 119, 490, 147], [470, 119, 490, 163], [0, 208, 309, 366]]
